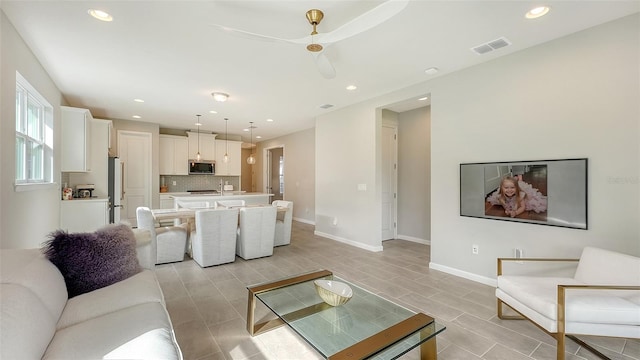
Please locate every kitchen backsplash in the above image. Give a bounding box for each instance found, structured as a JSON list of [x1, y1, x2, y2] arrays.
[[161, 175, 240, 193]]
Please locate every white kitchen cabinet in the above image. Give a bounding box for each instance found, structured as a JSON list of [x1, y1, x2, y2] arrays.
[[160, 194, 175, 209], [159, 135, 188, 175], [68, 119, 111, 198], [61, 106, 93, 172], [187, 131, 216, 161], [215, 140, 242, 175], [60, 199, 109, 232]]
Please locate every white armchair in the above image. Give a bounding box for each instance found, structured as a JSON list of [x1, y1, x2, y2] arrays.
[[136, 207, 189, 264], [496, 247, 640, 360], [272, 200, 293, 246], [236, 206, 277, 260], [216, 200, 246, 208], [190, 208, 239, 267]]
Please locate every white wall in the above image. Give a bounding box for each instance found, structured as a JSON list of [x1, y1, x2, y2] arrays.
[[397, 106, 431, 243], [256, 127, 315, 224], [430, 14, 640, 283], [1, 12, 64, 249], [316, 14, 639, 281]]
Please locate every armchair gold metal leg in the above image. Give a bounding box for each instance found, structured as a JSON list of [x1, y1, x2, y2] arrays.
[[497, 299, 525, 320], [556, 333, 565, 360]]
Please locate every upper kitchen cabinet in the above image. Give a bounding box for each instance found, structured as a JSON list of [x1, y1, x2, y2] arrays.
[[159, 135, 188, 175], [68, 119, 112, 198], [215, 140, 242, 175], [61, 106, 93, 172], [187, 131, 216, 161]]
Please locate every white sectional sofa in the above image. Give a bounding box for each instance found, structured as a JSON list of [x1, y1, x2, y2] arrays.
[[0, 230, 182, 360]]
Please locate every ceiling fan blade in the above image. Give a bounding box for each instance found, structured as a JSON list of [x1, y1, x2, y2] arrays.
[[321, 0, 409, 44], [311, 51, 336, 79], [211, 24, 308, 45]]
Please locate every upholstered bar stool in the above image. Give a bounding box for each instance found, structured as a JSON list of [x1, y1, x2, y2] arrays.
[[216, 200, 246, 208]]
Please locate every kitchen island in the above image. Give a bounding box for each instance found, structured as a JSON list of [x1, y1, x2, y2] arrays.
[[170, 192, 273, 207]]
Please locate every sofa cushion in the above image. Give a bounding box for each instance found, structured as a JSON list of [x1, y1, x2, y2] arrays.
[[43, 302, 182, 360], [1, 284, 60, 360], [42, 224, 142, 297], [0, 249, 68, 360], [57, 269, 165, 329]]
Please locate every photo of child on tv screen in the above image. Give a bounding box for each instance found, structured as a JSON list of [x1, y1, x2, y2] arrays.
[[484, 164, 548, 221]]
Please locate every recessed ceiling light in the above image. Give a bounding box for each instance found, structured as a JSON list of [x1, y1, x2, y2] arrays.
[[526, 6, 550, 19], [266, 118, 274, 122], [256, 136, 262, 139], [209, 110, 218, 114], [132, 115, 141, 119], [243, 128, 249, 132], [88, 9, 113, 22], [211, 92, 229, 102], [424, 67, 439, 75], [418, 97, 428, 101], [346, 85, 357, 91], [134, 99, 144, 103], [195, 122, 202, 126]]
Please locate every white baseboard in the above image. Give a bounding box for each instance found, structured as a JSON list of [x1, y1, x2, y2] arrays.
[[293, 217, 315, 225], [314, 231, 384, 252], [429, 262, 497, 287], [396, 234, 430, 245]]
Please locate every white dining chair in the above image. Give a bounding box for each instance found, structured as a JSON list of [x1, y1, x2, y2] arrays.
[[136, 207, 188, 264], [190, 208, 239, 267], [272, 200, 293, 246], [216, 200, 246, 208], [236, 206, 277, 260]]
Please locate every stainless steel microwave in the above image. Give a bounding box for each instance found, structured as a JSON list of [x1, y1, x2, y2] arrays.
[[189, 160, 215, 175]]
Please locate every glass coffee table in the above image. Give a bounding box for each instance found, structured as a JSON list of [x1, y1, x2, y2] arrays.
[[247, 270, 445, 360]]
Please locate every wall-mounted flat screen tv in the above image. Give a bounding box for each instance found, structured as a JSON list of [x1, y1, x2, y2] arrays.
[[460, 158, 588, 229]]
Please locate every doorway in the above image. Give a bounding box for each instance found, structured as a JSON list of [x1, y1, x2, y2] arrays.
[[382, 124, 398, 240], [264, 146, 284, 202]]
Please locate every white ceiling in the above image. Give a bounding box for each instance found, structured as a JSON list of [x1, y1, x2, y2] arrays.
[[2, 1, 638, 143]]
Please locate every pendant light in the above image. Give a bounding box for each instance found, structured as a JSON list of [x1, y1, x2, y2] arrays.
[[247, 122, 256, 165], [223, 118, 229, 163], [195, 114, 202, 161]]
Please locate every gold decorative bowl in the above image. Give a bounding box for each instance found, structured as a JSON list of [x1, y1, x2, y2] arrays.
[[314, 280, 353, 306]]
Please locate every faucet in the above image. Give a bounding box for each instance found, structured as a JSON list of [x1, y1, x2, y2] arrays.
[[219, 180, 224, 195]]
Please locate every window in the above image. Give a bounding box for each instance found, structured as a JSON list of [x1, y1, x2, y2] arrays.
[[15, 72, 54, 189]]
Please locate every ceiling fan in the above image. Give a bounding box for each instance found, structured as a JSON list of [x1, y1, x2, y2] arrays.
[[212, 0, 409, 79]]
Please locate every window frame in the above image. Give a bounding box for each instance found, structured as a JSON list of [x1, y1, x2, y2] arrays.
[[15, 72, 55, 192]]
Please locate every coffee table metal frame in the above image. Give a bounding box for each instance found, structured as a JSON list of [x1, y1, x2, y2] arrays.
[[246, 269, 442, 360]]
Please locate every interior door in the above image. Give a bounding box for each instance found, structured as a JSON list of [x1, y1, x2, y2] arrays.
[[382, 125, 397, 240], [271, 147, 283, 201], [118, 130, 152, 226], [265, 147, 284, 202]]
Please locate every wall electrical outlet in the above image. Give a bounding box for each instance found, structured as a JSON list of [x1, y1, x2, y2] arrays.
[[514, 248, 524, 258], [172, 181, 177, 186], [472, 244, 479, 254]]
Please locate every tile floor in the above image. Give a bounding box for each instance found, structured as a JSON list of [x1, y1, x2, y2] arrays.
[[156, 221, 639, 360]]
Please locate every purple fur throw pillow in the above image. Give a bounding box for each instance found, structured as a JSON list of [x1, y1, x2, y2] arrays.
[[42, 224, 142, 298]]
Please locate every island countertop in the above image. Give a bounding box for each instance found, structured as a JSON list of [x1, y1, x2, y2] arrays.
[[170, 192, 273, 206]]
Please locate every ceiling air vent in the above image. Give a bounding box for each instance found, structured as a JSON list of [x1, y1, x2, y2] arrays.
[[471, 37, 511, 55], [319, 104, 334, 109]]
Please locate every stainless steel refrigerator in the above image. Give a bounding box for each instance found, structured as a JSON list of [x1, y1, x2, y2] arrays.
[[108, 157, 123, 223]]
